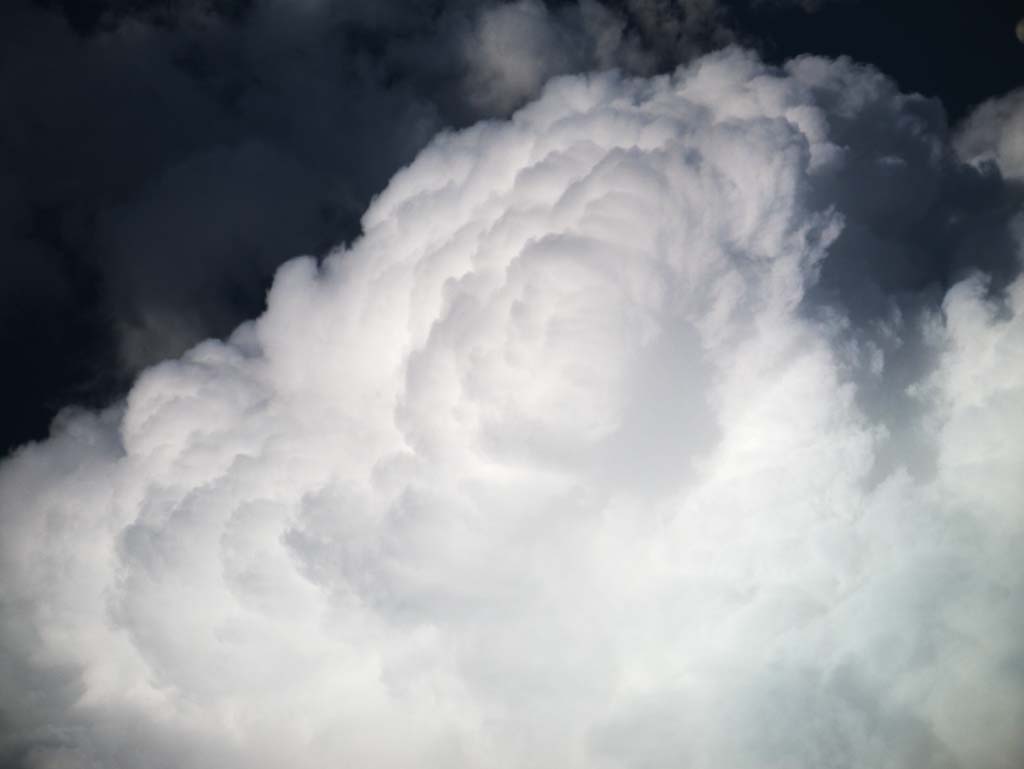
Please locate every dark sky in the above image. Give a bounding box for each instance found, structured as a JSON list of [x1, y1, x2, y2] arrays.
[[1, 0, 1021, 455], [739, 0, 1022, 121]]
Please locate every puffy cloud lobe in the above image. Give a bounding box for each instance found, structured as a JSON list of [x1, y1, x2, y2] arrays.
[[956, 88, 1024, 181], [1, 49, 1023, 769], [459, 0, 662, 116]]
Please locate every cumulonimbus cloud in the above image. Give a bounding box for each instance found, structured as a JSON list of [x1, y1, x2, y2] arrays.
[[1, 48, 1022, 769]]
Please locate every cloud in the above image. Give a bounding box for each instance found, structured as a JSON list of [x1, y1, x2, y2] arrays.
[[1, 48, 1022, 768], [955, 88, 1024, 182], [1, 0, 756, 452], [461, 1, 632, 115], [2, 0, 973, 455]]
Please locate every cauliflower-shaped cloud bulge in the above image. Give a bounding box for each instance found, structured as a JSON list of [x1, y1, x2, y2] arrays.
[[957, 87, 1024, 182], [1, 48, 1022, 769]]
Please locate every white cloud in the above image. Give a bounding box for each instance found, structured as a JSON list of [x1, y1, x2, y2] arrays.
[[1, 48, 1022, 769], [956, 88, 1024, 181], [462, 1, 584, 114]]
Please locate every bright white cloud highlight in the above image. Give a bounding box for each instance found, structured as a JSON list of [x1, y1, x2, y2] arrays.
[[1, 48, 1022, 769]]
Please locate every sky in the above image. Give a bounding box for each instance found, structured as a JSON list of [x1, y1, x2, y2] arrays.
[[1, 2, 1023, 768]]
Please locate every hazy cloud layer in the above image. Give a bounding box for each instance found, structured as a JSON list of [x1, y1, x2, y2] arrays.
[[2, 49, 1022, 769]]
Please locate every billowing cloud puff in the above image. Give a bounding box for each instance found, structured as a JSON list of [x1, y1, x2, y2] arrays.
[[956, 88, 1024, 181], [1, 49, 1022, 769], [460, 0, 653, 115]]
